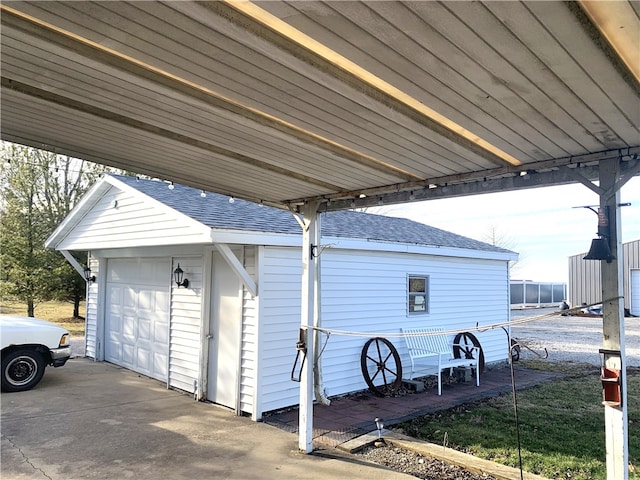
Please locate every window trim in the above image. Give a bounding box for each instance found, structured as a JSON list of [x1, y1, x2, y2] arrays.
[[407, 274, 429, 315]]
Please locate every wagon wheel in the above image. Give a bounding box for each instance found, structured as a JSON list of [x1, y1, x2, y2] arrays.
[[510, 338, 521, 362], [360, 337, 402, 397], [453, 332, 485, 375]]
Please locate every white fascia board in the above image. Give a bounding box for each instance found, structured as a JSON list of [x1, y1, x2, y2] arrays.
[[86, 244, 206, 258], [210, 229, 302, 247], [210, 229, 517, 261], [320, 235, 519, 262]]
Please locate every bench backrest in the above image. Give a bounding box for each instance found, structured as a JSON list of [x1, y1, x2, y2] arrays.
[[402, 327, 452, 357]]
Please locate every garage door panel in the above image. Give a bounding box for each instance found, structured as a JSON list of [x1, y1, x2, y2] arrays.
[[105, 258, 170, 382], [138, 318, 151, 341], [136, 348, 151, 375], [154, 352, 168, 379], [122, 315, 136, 345], [106, 329, 122, 363]]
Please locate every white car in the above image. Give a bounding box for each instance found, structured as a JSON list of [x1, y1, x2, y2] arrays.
[[1, 315, 71, 392]]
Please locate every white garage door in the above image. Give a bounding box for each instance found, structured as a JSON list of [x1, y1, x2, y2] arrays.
[[105, 258, 170, 382], [631, 269, 640, 317]]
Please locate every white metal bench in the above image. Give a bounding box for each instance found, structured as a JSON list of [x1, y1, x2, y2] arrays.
[[401, 327, 480, 395]]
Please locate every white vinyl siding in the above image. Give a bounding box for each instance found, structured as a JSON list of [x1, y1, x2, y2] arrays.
[[240, 246, 258, 417], [324, 251, 509, 398], [169, 257, 203, 394], [257, 247, 303, 413], [258, 247, 510, 414], [84, 255, 99, 359]]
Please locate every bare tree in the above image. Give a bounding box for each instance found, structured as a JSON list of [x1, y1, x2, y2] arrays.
[[481, 223, 522, 277]]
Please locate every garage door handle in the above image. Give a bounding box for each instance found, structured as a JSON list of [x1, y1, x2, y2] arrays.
[[206, 334, 213, 339]]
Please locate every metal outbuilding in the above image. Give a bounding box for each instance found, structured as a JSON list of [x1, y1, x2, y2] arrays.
[[569, 239, 640, 316]]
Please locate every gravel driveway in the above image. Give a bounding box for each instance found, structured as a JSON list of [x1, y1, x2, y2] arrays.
[[510, 307, 639, 367]]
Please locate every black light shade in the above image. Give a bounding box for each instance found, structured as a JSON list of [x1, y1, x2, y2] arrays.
[[584, 237, 615, 262], [173, 264, 189, 288], [83, 267, 96, 283]]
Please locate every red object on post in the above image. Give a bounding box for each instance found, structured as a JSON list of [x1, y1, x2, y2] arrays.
[[600, 367, 622, 407]]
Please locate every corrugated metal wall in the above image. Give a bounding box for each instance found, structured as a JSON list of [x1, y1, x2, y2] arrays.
[[568, 239, 640, 310]]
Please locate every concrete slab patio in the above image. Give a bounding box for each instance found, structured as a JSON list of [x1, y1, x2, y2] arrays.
[[1, 358, 413, 480]]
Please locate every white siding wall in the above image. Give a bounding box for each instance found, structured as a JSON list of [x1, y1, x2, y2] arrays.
[[58, 188, 209, 250], [240, 246, 258, 417], [258, 247, 303, 413], [84, 255, 99, 359], [258, 247, 510, 414], [169, 256, 203, 394]]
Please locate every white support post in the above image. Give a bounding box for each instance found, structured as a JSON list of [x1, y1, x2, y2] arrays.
[[298, 200, 320, 453], [599, 158, 629, 480]]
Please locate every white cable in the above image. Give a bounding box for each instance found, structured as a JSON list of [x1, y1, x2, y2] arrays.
[[307, 299, 615, 339]]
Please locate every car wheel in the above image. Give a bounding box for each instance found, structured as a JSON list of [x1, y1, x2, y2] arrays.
[[1, 348, 46, 392]]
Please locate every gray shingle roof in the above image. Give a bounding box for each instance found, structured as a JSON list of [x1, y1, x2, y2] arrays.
[[114, 175, 511, 254]]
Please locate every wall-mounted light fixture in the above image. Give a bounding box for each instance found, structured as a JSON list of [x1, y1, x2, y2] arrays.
[[83, 266, 96, 283], [173, 264, 189, 288]]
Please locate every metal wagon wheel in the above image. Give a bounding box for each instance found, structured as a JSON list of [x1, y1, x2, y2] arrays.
[[360, 337, 402, 397], [510, 338, 521, 362], [453, 332, 485, 375]]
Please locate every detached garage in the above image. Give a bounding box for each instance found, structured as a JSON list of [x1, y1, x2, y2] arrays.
[[47, 175, 517, 420]]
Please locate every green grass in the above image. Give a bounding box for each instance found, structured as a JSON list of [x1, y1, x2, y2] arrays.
[[400, 362, 639, 480], [0, 300, 86, 336]]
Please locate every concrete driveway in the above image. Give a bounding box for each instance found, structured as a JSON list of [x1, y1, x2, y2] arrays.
[[1, 358, 412, 480]]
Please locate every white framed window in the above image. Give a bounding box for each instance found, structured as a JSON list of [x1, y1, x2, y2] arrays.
[[408, 275, 429, 314]]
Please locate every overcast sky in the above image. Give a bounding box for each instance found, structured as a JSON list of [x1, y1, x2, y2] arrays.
[[371, 175, 640, 283]]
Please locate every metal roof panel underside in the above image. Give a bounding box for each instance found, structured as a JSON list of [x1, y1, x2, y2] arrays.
[[1, 1, 638, 209]]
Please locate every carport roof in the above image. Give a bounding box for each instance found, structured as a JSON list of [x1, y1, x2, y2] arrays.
[[1, 1, 639, 211]]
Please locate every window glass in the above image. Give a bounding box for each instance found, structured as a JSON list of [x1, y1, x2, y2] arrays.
[[408, 275, 428, 314]]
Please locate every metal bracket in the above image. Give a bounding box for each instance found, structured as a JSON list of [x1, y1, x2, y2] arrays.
[[291, 328, 307, 382]]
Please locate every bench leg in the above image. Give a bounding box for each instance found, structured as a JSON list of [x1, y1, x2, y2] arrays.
[[475, 363, 480, 387]]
